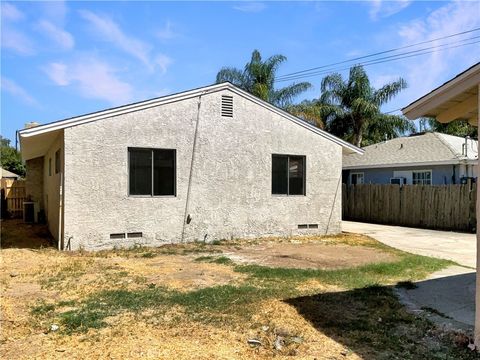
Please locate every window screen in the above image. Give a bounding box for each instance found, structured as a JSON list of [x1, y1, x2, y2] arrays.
[[272, 155, 306, 195], [129, 148, 176, 196]]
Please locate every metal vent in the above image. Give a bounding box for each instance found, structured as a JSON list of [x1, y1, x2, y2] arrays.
[[110, 233, 126, 239], [221, 95, 233, 117], [127, 232, 143, 238]]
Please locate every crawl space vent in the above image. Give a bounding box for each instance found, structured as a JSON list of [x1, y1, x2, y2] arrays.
[[221, 95, 233, 117], [127, 232, 143, 238], [298, 224, 318, 229], [110, 233, 126, 239]]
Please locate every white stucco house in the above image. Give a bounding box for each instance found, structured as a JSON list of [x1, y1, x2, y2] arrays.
[[19, 82, 362, 251]]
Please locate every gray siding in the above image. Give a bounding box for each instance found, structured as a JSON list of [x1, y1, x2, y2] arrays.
[[344, 164, 461, 185], [63, 89, 343, 250]]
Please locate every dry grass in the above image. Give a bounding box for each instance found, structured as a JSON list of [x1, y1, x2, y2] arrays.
[[1, 229, 475, 359]]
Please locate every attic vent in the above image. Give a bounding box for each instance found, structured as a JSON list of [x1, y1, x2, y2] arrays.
[[221, 95, 233, 117]]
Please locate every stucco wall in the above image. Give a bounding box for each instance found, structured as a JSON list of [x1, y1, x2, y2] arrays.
[[63, 89, 343, 250], [42, 132, 64, 243], [25, 157, 44, 208]]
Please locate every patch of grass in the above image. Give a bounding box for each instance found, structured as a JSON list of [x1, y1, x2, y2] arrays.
[[141, 252, 156, 258], [56, 284, 267, 333], [210, 240, 222, 245], [285, 286, 478, 360], [235, 254, 453, 289], [31, 301, 56, 316], [195, 256, 234, 265]]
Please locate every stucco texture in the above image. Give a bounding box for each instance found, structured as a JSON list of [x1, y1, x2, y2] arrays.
[[63, 89, 343, 250]]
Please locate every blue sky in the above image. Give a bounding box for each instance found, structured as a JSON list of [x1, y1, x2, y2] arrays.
[[2, 1, 479, 143]]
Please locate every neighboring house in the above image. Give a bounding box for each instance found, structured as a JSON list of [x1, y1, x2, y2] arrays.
[[19, 82, 362, 250], [343, 132, 478, 186], [1, 168, 20, 179]]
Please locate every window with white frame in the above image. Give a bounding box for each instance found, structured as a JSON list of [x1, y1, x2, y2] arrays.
[[412, 170, 432, 185], [350, 172, 364, 185]]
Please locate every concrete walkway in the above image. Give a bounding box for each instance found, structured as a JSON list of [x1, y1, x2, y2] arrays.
[[342, 221, 476, 268], [342, 221, 476, 330]]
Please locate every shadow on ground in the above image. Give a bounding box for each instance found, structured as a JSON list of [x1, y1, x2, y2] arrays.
[[1, 219, 54, 249], [398, 271, 475, 329], [285, 285, 477, 359]]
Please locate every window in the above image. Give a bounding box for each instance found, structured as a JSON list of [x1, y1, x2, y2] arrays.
[[272, 154, 306, 195], [55, 149, 60, 174], [412, 170, 432, 185], [48, 158, 52, 176], [129, 148, 176, 196], [351, 172, 364, 185]]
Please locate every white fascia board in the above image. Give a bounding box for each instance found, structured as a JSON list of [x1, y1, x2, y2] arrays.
[[343, 159, 462, 170], [402, 63, 480, 120], [18, 82, 363, 154]]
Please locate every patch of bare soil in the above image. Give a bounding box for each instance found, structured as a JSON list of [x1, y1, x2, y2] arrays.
[[1, 219, 54, 249], [222, 242, 396, 269]]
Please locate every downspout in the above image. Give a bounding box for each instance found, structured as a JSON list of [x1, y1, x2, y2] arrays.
[[181, 93, 204, 242]]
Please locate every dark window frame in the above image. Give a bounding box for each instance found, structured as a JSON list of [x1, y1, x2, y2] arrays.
[[271, 154, 306, 196], [128, 147, 177, 197]]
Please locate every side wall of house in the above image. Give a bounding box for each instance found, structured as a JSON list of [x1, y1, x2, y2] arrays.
[[63, 89, 343, 250], [344, 164, 462, 185], [25, 157, 44, 209], [42, 132, 64, 244]]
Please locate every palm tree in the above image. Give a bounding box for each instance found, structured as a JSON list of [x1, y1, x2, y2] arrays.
[[216, 50, 312, 108], [319, 65, 413, 147], [419, 117, 477, 139]]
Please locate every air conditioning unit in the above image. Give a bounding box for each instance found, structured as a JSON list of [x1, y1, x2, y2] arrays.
[[390, 177, 406, 186], [23, 201, 39, 223]]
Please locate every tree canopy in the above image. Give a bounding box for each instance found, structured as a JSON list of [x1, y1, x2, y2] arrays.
[[0, 137, 25, 177], [216, 50, 312, 108]]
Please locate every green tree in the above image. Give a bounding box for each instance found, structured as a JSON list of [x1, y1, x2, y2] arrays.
[[1, 136, 25, 177], [318, 65, 414, 147], [216, 50, 312, 108], [419, 117, 477, 139]]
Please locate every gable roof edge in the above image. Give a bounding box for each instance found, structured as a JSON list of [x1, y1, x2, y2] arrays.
[[18, 82, 363, 154]]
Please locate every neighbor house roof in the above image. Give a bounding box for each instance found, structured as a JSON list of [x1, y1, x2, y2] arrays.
[[402, 62, 479, 126], [1, 167, 20, 179], [343, 132, 478, 170], [18, 82, 363, 160]]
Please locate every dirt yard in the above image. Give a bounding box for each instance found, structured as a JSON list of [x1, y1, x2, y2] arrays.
[[0, 220, 475, 359]]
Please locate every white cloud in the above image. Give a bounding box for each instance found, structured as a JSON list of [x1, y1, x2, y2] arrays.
[[233, 2, 266, 13], [369, 0, 411, 21], [1, 28, 35, 55], [1, 77, 38, 105], [371, 1, 480, 115], [37, 20, 74, 50], [157, 21, 177, 40], [1, 2, 24, 22], [155, 54, 173, 74], [79, 10, 152, 68], [41, 0, 67, 25], [44, 58, 133, 105], [397, 1, 480, 97]]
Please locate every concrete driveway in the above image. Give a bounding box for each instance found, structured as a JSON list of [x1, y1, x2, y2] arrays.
[[342, 221, 476, 330], [342, 221, 476, 268]]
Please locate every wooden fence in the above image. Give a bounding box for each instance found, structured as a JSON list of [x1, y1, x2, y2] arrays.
[[1, 178, 26, 218], [342, 184, 476, 232]]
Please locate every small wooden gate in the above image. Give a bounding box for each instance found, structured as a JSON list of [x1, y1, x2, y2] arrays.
[[1, 178, 26, 218]]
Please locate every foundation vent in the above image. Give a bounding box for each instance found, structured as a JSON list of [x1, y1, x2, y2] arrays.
[[221, 95, 233, 117], [298, 224, 318, 229], [127, 232, 143, 238], [110, 233, 126, 239]]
